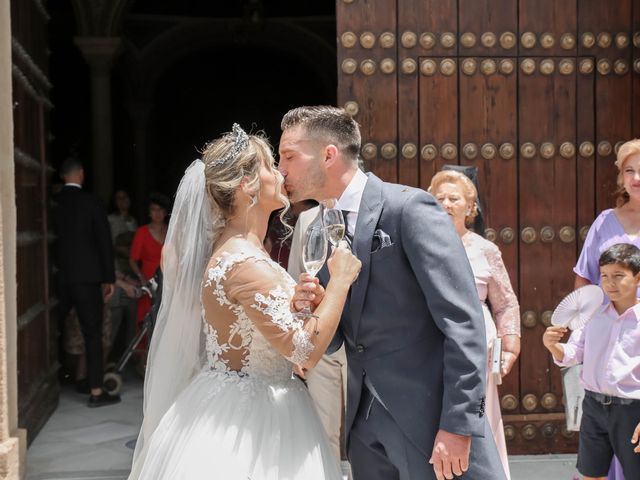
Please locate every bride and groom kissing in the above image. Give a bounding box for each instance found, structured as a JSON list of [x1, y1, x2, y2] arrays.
[[127, 106, 505, 480]]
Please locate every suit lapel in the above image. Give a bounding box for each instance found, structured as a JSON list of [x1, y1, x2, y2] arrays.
[[350, 174, 384, 339]]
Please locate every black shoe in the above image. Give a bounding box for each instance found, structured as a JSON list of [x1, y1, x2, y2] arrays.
[[75, 378, 90, 394], [87, 391, 121, 408]]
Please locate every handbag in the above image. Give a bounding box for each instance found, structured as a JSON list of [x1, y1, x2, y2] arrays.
[[561, 365, 584, 431]]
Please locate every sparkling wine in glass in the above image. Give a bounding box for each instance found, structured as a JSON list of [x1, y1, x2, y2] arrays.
[[303, 225, 328, 276], [298, 225, 328, 318], [322, 199, 346, 247]]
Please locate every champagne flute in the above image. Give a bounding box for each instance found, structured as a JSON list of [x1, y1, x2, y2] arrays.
[[297, 225, 328, 319], [321, 198, 346, 247]]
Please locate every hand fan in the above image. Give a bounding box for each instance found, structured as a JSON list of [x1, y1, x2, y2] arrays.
[[551, 284, 603, 330]]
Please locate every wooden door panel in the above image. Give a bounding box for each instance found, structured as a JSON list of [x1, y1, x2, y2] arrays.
[[15, 167, 44, 232], [396, 2, 422, 187], [16, 244, 46, 314], [519, 0, 577, 57], [12, 0, 58, 443], [337, 0, 398, 182], [398, 0, 457, 58], [397, 68, 419, 187], [459, 1, 517, 57], [579, 0, 633, 211], [547, 62, 579, 413], [576, 60, 596, 264], [578, 0, 632, 59], [17, 311, 57, 437], [458, 58, 518, 286], [418, 58, 458, 187], [338, 0, 640, 454], [458, 57, 520, 410], [518, 58, 577, 419], [594, 75, 633, 212]]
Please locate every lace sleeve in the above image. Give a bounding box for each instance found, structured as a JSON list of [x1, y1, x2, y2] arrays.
[[226, 258, 314, 365], [484, 243, 521, 337]]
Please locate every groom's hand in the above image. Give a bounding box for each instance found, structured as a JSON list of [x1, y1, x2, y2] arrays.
[[291, 273, 325, 312], [429, 429, 471, 480]]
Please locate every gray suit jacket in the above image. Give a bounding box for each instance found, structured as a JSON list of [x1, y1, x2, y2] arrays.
[[319, 173, 488, 458]]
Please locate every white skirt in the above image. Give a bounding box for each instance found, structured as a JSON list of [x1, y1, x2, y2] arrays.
[[135, 370, 343, 480]]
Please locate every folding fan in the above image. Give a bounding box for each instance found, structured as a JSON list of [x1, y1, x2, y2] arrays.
[[550, 284, 603, 330]]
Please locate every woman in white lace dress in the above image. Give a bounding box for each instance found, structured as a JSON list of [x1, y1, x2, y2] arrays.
[[128, 124, 361, 480]]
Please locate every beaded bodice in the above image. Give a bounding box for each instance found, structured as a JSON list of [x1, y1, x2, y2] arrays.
[[201, 249, 313, 380]]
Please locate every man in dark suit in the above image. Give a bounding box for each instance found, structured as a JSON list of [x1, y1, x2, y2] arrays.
[[279, 106, 505, 480], [53, 157, 120, 407]]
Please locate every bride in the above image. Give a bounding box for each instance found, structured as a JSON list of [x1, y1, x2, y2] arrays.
[[127, 124, 361, 480]]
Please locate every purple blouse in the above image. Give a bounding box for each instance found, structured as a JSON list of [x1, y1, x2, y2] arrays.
[[574, 209, 640, 285]]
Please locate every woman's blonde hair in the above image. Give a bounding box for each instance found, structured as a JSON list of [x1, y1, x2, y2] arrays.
[[201, 130, 291, 238], [428, 170, 479, 226], [614, 139, 640, 207]]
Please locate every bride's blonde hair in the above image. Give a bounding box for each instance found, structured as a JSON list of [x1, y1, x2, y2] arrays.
[[201, 131, 291, 239]]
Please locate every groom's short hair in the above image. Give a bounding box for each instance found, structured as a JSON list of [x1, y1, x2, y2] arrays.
[[281, 106, 361, 162]]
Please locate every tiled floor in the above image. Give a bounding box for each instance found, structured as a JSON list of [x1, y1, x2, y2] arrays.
[[26, 374, 143, 480], [26, 376, 579, 480]]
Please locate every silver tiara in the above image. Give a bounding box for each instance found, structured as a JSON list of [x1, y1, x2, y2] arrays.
[[209, 123, 250, 167]]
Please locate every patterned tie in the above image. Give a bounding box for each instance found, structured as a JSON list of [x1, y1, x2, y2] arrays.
[[342, 210, 354, 248]]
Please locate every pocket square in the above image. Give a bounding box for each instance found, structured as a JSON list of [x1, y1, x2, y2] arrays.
[[371, 229, 394, 253]]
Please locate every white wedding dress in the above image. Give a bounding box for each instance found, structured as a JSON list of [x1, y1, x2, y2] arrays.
[[132, 243, 342, 480]]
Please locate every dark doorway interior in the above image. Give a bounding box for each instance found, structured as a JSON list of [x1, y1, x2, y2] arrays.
[[50, 0, 337, 216], [137, 45, 332, 200]]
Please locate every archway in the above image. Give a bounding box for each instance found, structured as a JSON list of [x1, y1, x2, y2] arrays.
[[148, 45, 332, 197], [112, 17, 336, 204]]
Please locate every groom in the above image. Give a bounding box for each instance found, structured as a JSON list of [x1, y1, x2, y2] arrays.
[[279, 106, 505, 480]]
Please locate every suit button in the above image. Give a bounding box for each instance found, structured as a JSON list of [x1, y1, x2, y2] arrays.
[[356, 344, 365, 353]]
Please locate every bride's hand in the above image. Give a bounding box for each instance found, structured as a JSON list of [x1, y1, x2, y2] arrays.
[[327, 244, 361, 285], [292, 274, 325, 312]]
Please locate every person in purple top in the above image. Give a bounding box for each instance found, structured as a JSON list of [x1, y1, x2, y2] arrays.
[[545, 243, 640, 479], [574, 139, 640, 480], [576, 139, 640, 288]]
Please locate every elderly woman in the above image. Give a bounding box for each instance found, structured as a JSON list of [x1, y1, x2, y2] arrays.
[[574, 139, 640, 480], [430, 170, 521, 480]]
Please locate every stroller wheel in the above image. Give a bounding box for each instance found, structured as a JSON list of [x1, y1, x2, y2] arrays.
[[103, 372, 122, 395], [104, 362, 116, 373]]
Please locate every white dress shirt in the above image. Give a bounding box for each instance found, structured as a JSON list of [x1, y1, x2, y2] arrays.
[[336, 168, 368, 237], [555, 301, 640, 399], [335, 169, 387, 405]]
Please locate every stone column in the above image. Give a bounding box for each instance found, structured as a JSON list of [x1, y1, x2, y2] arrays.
[[0, 1, 24, 479], [74, 37, 122, 202], [126, 100, 153, 208]]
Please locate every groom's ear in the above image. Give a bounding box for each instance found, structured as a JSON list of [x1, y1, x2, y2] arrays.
[[324, 144, 339, 168]]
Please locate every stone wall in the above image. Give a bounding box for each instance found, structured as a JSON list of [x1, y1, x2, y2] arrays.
[[0, 0, 25, 478]]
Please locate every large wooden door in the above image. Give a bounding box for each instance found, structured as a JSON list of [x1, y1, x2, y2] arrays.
[[11, 0, 58, 441], [338, 0, 640, 454]]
